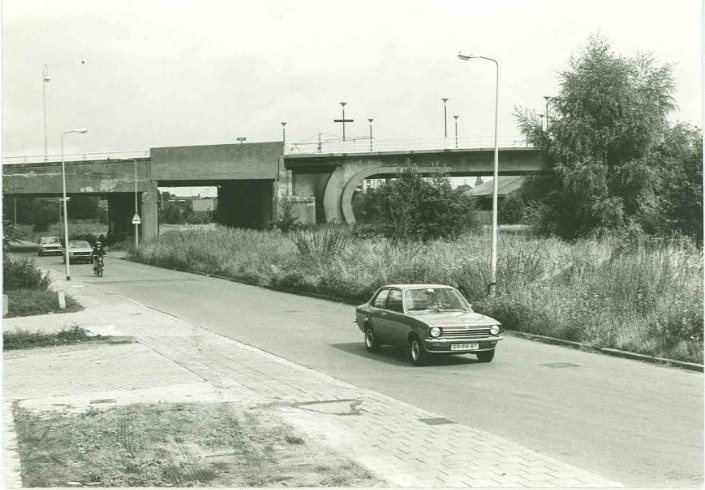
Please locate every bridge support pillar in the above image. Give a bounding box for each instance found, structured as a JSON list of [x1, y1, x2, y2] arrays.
[[141, 182, 159, 240]]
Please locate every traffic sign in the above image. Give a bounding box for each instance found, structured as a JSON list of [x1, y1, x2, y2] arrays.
[[132, 214, 141, 225]]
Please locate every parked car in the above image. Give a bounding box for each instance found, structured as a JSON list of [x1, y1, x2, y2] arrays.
[[38, 236, 62, 256], [62, 240, 93, 264], [355, 284, 503, 366]]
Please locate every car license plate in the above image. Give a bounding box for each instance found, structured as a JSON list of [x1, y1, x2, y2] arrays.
[[451, 343, 479, 351]]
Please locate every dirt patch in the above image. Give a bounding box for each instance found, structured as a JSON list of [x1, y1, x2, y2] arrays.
[[13, 401, 386, 487]]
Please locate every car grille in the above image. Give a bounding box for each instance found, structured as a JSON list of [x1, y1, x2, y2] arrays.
[[440, 327, 492, 339]]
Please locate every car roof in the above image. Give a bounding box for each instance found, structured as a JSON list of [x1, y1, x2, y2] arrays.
[[380, 284, 455, 290]]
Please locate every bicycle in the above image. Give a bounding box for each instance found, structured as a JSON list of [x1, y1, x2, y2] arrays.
[[93, 256, 104, 277]]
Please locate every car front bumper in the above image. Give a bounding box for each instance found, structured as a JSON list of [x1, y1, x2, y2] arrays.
[[40, 247, 62, 255], [423, 336, 504, 353], [67, 253, 93, 263]]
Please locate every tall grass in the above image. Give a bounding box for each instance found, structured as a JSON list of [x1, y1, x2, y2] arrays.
[[129, 225, 703, 363]]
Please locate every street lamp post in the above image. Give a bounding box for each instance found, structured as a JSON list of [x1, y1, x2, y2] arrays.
[[368, 118, 374, 151], [133, 159, 139, 249], [281, 122, 287, 147], [544, 96, 553, 131], [453, 115, 459, 148], [458, 52, 499, 296], [61, 128, 88, 281], [442, 98, 449, 138], [333, 102, 353, 141], [42, 64, 50, 162]]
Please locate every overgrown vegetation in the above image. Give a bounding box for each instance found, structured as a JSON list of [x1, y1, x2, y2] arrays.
[[515, 34, 703, 242], [4, 289, 83, 318], [14, 402, 380, 487], [3, 251, 82, 317], [355, 165, 479, 241], [3, 325, 100, 350], [130, 226, 703, 363]]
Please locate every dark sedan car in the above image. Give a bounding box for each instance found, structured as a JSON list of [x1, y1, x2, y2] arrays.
[[355, 284, 503, 366]]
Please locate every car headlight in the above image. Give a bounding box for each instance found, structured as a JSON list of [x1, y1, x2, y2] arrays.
[[490, 325, 500, 335], [430, 327, 441, 338]]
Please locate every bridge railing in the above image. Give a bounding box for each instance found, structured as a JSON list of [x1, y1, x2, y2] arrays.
[[285, 136, 531, 155], [2, 149, 150, 165]]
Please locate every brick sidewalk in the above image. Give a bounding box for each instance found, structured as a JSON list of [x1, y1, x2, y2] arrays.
[[3, 276, 621, 488]]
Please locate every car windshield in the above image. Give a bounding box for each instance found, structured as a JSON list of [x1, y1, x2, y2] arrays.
[[41, 237, 59, 244], [69, 241, 91, 248], [404, 288, 471, 313]]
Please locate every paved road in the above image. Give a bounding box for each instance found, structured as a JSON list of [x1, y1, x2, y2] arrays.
[[31, 253, 704, 487]]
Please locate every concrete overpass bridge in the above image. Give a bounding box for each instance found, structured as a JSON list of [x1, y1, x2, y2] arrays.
[[2, 137, 542, 240]]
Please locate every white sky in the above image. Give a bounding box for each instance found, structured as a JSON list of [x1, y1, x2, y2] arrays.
[[1, 0, 702, 160]]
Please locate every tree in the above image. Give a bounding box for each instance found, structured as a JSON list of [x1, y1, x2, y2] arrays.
[[361, 164, 478, 241], [514, 34, 686, 240], [160, 203, 184, 224]]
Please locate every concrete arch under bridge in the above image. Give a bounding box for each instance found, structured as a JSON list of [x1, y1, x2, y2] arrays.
[[286, 147, 542, 223]]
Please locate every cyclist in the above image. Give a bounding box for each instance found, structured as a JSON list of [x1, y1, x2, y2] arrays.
[[92, 241, 106, 273]]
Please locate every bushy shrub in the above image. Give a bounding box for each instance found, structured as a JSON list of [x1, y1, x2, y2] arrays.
[[290, 227, 349, 263], [3, 255, 50, 292], [276, 201, 301, 233], [358, 164, 479, 241]]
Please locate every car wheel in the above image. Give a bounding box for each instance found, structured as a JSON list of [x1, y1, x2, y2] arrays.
[[407, 336, 426, 366], [364, 326, 380, 352], [476, 350, 495, 363]]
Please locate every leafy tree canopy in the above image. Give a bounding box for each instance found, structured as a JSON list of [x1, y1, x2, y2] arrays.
[[357, 163, 478, 241], [515, 34, 700, 241]]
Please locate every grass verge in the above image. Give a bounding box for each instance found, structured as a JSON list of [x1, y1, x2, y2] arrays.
[[129, 226, 703, 364], [4, 289, 83, 318], [3, 325, 99, 350], [13, 402, 381, 488]]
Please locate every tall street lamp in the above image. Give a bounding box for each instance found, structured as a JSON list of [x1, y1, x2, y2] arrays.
[[544, 96, 553, 131], [453, 115, 459, 148], [281, 122, 287, 146], [442, 98, 449, 137], [458, 51, 499, 296], [61, 128, 88, 281], [125, 159, 140, 249], [334, 102, 353, 141], [42, 64, 50, 161], [368, 118, 374, 151]]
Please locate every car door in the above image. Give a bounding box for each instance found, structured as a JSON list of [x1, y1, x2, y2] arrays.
[[368, 288, 393, 343], [383, 288, 409, 345]]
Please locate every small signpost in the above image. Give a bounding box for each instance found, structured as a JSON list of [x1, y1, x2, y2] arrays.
[[132, 214, 141, 248]]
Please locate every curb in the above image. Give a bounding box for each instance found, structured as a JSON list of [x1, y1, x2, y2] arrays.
[[507, 331, 703, 373], [120, 256, 703, 373]]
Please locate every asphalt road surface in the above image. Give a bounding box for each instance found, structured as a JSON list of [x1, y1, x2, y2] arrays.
[[30, 252, 704, 487]]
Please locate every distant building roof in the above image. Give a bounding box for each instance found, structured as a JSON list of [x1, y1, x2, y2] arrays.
[[470, 176, 525, 198]]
